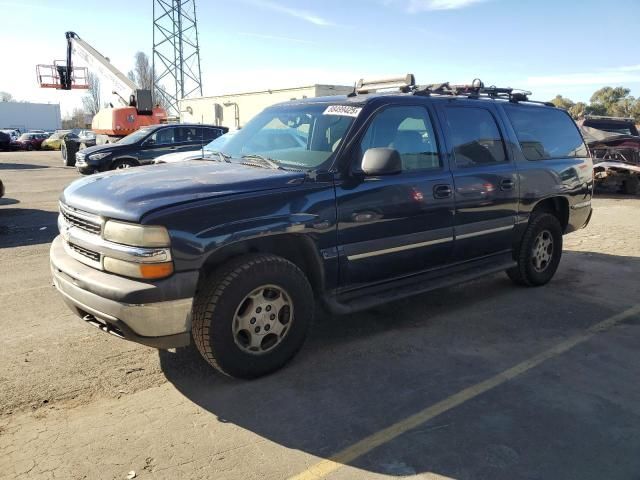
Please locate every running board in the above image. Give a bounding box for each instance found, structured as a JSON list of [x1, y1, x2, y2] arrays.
[[324, 255, 516, 315]]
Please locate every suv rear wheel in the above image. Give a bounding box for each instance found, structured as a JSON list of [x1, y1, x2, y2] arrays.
[[192, 254, 314, 378], [507, 212, 563, 286]]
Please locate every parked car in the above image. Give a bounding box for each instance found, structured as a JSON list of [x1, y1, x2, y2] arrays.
[[41, 130, 71, 150], [61, 129, 98, 166], [51, 76, 593, 378], [1, 129, 20, 141], [12, 132, 48, 150], [0, 131, 11, 151], [74, 124, 228, 174], [579, 116, 640, 195], [154, 130, 236, 164]]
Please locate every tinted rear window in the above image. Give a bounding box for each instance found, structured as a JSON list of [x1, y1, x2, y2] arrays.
[[444, 107, 507, 168], [505, 106, 588, 161]]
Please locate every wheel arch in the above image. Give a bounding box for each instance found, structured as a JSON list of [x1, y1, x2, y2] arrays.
[[531, 196, 569, 232], [199, 234, 325, 296], [110, 156, 140, 169]]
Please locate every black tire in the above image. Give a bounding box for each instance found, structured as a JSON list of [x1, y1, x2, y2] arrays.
[[192, 254, 314, 379], [26, 144, 33, 151], [61, 142, 77, 166], [507, 212, 563, 287], [111, 159, 137, 170], [622, 176, 639, 195]]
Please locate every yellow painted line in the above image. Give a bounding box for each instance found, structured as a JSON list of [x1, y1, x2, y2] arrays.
[[289, 304, 640, 480]]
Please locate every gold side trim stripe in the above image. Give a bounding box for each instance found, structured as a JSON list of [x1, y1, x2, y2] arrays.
[[347, 237, 452, 261]]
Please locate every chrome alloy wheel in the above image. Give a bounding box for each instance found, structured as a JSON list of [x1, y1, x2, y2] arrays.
[[116, 163, 131, 169], [531, 229, 554, 273], [232, 285, 293, 355]]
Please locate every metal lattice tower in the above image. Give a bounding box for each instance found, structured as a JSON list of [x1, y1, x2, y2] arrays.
[[153, 0, 203, 116]]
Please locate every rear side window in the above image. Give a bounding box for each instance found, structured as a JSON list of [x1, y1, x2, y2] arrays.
[[444, 107, 506, 168], [178, 127, 199, 143], [202, 128, 222, 141], [505, 106, 588, 160]]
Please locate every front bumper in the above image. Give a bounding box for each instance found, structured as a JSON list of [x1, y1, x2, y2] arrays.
[[50, 235, 195, 349]]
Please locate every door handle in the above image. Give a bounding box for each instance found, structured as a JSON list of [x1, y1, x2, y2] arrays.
[[500, 179, 515, 191], [433, 184, 452, 199]]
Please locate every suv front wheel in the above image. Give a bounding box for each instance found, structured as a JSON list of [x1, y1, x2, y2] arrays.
[[192, 253, 314, 378], [507, 212, 563, 287]]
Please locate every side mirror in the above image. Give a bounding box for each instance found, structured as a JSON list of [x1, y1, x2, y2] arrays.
[[143, 138, 155, 147], [361, 148, 402, 176]]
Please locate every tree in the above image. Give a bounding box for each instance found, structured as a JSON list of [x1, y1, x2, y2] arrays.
[[127, 51, 172, 112], [589, 86, 631, 113], [0, 91, 14, 102], [62, 108, 90, 129], [568, 102, 587, 120], [81, 72, 101, 116], [128, 51, 153, 90], [550, 95, 575, 110]]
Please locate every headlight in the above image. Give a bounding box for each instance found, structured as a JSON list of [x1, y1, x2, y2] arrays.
[[88, 152, 110, 160], [103, 257, 174, 280], [103, 220, 171, 247]]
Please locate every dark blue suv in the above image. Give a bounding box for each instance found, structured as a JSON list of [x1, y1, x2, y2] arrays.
[[51, 76, 593, 378], [74, 124, 227, 174]]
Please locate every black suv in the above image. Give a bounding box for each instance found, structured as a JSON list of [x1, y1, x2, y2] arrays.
[[74, 124, 228, 174], [51, 76, 593, 378]]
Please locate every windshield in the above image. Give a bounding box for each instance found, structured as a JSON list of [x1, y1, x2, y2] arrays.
[[204, 131, 236, 152], [219, 103, 358, 169], [117, 128, 153, 145]]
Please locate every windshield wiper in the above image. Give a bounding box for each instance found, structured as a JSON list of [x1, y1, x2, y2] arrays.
[[205, 150, 232, 163], [240, 154, 282, 170]]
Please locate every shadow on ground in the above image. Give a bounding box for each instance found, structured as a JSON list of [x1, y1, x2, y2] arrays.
[[0, 208, 59, 248], [0, 162, 49, 170], [0, 197, 19, 206], [159, 251, 640, 479]]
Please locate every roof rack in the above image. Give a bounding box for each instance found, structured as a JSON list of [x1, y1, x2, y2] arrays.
[[348, 75, 554, 107], [349, 74, 416, 96], [412, 79, 553, 105]]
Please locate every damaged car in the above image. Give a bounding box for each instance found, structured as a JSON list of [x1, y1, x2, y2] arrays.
[[579, 116, 640, 195]]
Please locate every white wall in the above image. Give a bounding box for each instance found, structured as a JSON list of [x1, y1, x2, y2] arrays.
[[0, 102, 61, 131], [180, 85, 353, 129]]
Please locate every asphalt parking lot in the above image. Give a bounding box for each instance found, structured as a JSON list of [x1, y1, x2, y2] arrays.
[[1, 151, 639, 480]]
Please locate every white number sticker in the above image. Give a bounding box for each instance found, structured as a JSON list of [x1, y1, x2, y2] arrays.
[[323, 105, 362, 117]]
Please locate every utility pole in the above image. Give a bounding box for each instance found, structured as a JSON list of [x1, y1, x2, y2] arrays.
[[153, 0, 203, 116]]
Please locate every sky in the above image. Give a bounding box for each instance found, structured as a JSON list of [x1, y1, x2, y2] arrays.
[[1, 0, 639, 117]]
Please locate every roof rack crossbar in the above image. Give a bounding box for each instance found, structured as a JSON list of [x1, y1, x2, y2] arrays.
[[412, 79, 537, 104], [356, 74, 416, 94]]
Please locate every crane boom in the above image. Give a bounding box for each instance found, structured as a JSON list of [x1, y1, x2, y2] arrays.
[[65, 31, 137, 106]]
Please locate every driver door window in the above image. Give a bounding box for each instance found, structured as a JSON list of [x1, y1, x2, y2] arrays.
[[359, 106, 441, 171], [148, 128, 176, 146]]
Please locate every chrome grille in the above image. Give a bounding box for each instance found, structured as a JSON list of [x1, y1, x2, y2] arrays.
[[68, 242, 101, 263], [60, 204, 102, 235]]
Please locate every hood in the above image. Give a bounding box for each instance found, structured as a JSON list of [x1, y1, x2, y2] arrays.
[[60, 161, 306, 222], [78, 143, 118, 156]]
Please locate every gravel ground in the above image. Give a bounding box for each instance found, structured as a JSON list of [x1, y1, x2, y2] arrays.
[[1, 151, 639, 480]]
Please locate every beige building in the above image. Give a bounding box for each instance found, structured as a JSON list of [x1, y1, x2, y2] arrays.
[[179, 84, 353, 129]]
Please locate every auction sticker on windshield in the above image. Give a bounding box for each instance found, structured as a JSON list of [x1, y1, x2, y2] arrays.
[[323, 105, 362, 117]]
